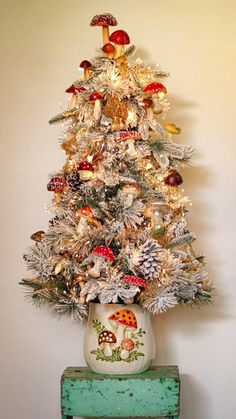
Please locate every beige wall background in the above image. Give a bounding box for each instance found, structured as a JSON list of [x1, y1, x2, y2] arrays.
[[1, 0, 235, 418]]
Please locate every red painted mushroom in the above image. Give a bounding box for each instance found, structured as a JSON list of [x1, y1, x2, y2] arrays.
[[109, 308, 137, 344], [120, 338, 135, 360], [47, 177, 67, 204], [102, 43, 115, 59], [76, 161, 95, 181], [90, 13, 117, 45], [122, 275, 147, 288], [109, 30, 130, 59], [79, 60, 92, 80], [88, 245, 115, 278], [89, 92, 104, 120]]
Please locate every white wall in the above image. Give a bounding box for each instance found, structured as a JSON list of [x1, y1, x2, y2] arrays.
[[1, 1, 235, 418]]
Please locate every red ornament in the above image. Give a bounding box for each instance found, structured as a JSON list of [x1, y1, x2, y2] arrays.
[[118, 131, 141, 142], [89, 92, 104, 102], [80, 60, 92, 80], [79, 60, 92, 70], [109, 30, 130, 45], [144, 82, 167, 95], [78, 206, 93, 217], [65, 85, 86, 94], [92, 245, 115, 263], [47, 177, 67, 192], [164, 170, 183, 187], [102, 43, 115, 59], [122, 275, 147, 288], [76, 161, 94, 173]]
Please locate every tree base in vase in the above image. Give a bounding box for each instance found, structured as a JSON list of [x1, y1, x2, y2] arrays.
[[83, 303, 156, 375]]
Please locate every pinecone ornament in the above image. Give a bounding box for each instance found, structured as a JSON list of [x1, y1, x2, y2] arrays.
[[137, 239, 162, 280], [67, 171, 82, 192]]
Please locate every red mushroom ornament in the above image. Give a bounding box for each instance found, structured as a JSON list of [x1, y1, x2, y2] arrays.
[[102, 43, 115, 59], [164, 170, 183, 199], [47, 177, 67, 204], [77, 161, 95, 181], [109, 30, 130, 59], [88, 245, 115, 278], [79, 60, 92, 80], [89, 92, 104, 121], [122, 275, 147, 288], [164, 170, 183, 187], [90, 13, 118, 45], [65, 84, 86, 108], [144, 82, 167, 100]]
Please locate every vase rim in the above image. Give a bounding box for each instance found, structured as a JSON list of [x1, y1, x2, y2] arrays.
[[89, 302, 142, 308]]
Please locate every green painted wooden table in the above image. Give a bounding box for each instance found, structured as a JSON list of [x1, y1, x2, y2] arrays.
[[61, 366, 180, 418]]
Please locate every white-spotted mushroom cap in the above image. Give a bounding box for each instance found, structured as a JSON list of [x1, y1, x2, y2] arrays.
[[90, 13, 118, 45], [91, 245, 115, 263], [90, 13, 117, 28], [98, 330, 117, 345]]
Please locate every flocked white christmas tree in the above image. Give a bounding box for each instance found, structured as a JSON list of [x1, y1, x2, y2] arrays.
[[20, 13, 213, 323]]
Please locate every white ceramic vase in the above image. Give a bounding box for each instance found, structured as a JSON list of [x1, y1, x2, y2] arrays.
[[83, 303, 156, 374]]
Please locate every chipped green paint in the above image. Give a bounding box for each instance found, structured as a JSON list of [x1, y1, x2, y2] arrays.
[[61, 366, 180, 417]]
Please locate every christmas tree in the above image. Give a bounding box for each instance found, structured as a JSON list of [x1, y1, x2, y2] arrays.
[[20, 13, 213, 323]]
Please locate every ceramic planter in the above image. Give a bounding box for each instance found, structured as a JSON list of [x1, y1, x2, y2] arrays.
[[83, 303, 156, 374]]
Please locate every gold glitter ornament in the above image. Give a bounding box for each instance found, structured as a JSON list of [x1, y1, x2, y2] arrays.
[[104, 95, 128, 120], [165, 123, 181, 135]]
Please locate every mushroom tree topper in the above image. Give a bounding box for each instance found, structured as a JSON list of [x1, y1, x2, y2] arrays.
[[109, 29, 130, 59], [87, 245, 115, 278], [90, 13, 117, 45], [109, 308, 137, 344]]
